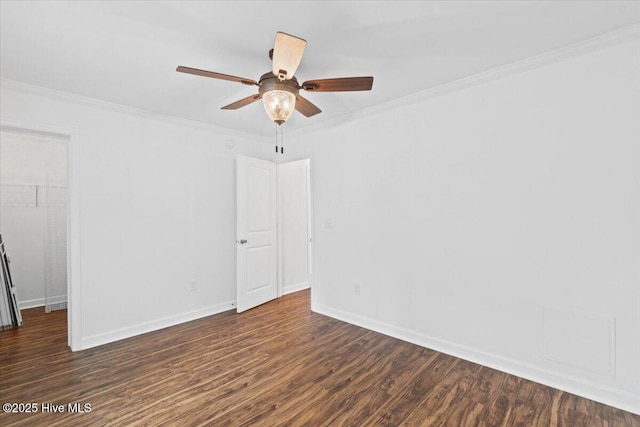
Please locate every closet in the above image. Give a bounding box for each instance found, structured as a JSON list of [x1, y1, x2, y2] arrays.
[[0, 128, 68, 315]]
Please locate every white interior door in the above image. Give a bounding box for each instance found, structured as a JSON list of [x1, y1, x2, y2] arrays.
[[236, 155, 277, 313]]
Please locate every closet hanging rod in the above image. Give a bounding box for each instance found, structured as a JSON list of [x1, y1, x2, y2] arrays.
[[0, 184, 67, 189]]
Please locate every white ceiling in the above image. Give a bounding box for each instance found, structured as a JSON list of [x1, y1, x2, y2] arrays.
[[1, 1, 639, 137]]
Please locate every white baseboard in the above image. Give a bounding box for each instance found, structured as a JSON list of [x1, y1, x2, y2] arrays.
[[18, 298, 45, 310], [311, 302, 640, 415], [283, 281, 310, 296], [18, 295, 67, 310], [81, 300, 236, 350]]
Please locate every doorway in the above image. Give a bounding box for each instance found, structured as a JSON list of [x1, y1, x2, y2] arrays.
[[236, 156, 312, 312], [277, 159, 312, 296], [0, 128, 68, 320]]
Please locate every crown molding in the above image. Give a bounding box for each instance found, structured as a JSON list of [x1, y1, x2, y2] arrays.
[[0, 78, 270, 142], [290, 24, 640, 137]]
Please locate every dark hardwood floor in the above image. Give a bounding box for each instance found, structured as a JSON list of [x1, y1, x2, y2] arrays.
[[1, 290, 638, 426]]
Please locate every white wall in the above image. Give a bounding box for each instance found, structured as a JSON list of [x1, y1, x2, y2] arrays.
[[304, 38, 640, 413], [0, 81, 273, 348], [277, 159, 311, 295], [0, 129, 67, 308]]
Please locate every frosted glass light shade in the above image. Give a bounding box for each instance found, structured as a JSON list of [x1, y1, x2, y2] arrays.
[[262, 90, 296, 124]]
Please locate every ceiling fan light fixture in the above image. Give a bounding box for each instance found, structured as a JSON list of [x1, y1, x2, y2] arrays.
[[262, 89, 296, 125]]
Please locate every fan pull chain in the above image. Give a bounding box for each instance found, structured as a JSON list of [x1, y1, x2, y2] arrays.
[[274, 124, 285, 154]]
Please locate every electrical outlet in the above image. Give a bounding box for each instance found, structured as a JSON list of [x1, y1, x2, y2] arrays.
[[190, 280, 198, 292], [353, 283, 360, 296]]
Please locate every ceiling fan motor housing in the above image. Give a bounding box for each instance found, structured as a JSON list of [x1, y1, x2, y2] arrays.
[[259, 72, 300, 97]]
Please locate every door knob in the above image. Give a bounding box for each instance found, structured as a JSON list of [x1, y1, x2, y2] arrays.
[[239, 239, 247, 244]]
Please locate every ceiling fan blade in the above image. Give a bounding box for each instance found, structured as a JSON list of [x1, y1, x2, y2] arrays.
[[176, 66, 258, 86], [221, 94, 261, 110], [295, 95, 322, 118], [272, 32, 306, 81], [301, 77, 374, 92]]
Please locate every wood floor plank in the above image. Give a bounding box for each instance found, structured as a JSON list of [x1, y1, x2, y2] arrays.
[[476, 373, 522, 427], [197, 333, 387, 427], [92, 318, 354, 425], [315, 345, 440, 427], [119, 323, 369, 426], [364, 353, 462, 426], [1, 289, 638, 427], [2, 308, 324, 405], [257, 338, 435, 427]]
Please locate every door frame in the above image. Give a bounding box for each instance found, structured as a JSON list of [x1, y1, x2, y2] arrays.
[[0, 118, 81, 351], [276, 158, 313, 298]]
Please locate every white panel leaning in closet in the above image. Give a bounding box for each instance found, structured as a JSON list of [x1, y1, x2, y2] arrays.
[[0, 234, 22, 329]]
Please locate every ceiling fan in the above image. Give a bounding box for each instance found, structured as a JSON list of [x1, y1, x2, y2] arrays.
[[176, 32, 374, 125]]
